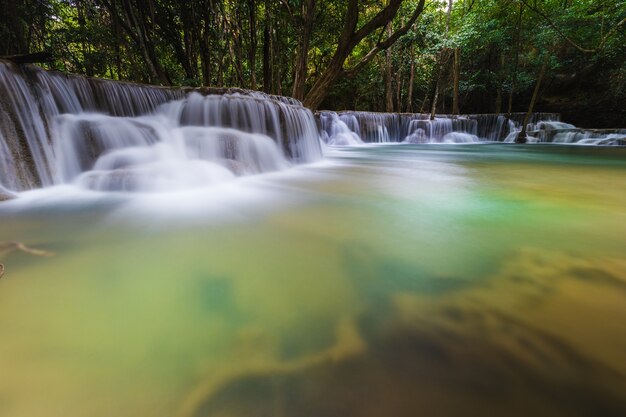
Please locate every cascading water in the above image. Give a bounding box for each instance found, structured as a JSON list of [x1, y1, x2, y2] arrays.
[[320, 110, 626, 146], [0, 61, 322, 194], [319, 112, 363, 146], [2, 61, 624, 197]]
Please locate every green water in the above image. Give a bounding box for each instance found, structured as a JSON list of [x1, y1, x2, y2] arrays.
[[1, 144, 625, 417]]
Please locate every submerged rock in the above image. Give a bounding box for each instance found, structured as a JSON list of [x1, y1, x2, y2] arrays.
[[0, 185, 16, 201]]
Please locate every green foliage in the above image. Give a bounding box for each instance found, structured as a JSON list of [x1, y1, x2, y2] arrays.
[[2, 0, 625, 123]]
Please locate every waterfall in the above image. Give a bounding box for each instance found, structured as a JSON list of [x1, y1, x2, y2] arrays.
[[319, 111, 559, 144], [320, 110, 624, 146], [0, 61, 322, 193], [319, 112, 363, 146]]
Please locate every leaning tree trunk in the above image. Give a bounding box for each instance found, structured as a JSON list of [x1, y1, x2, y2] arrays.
[[517, 55, 549, 143], [507, 2, 524, 119], [429, 53, 451, 120], [304, 57, 345, 109], [430, 0, 453, 120], [303, 0, 426, 110], [292, 0, 316, 100]]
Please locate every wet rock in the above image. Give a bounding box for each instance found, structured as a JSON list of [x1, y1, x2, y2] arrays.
[[0, 186, 16, 201]]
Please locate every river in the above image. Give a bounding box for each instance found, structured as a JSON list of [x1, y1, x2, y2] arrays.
[[1, 143, 625, 417]]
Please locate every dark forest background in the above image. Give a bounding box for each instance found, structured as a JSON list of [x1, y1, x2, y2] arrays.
[[1, 0, 624, 126]]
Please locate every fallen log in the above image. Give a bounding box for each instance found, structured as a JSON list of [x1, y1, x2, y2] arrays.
[[0, 242, 54, 279], [1, 52, 53, 64], [0, 241, 54, 257]]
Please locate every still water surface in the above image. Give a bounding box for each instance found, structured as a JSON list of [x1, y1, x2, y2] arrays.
[[1, 144, 625, 417]]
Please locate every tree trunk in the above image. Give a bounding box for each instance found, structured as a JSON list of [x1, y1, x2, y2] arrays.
[[217, 22, 225, 87], [396, 54, 403, 112], [303, 0, 425, 110], [430, 0, 453, 120], [177, 4, 197, 80], [292, 0, 316, 100], [517, 55, 549, 143], [495, 52, 504, 113], [419, 86, 430, 113], [407, 44, 415, 112], [273, 24, 282, 95], [233, 14, 245, 86], [430, 51, 453, 120], [112, 0, 123, 79], [262, 0, 273, 93], [104, 0, 171, 85], [452, 47, 460, 114], [247, 0, 257, 90], [430, 81, 440, 120], [507, 2, 524, 118], [131, 1, 170, 85], [0, 0, 28, 54], [199, 0, 213, 86], [303, 57, 344, 109], [385, 25, 394, 112]]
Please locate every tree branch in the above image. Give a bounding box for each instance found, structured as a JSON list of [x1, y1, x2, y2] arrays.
[[521, 0, 626, 53], [278, 0, 297, 24], [344, 0, 426, 77], [0, 52, 53, 64], [351, 0, 404, 48]]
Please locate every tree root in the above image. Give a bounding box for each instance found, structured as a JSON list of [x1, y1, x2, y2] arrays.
[[0, 241, 54, 279], [0, 241, 54, 257]]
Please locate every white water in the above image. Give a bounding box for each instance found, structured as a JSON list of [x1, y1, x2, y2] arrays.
[[321, 111, 625, 146], [2, 61, 625, 200], [319, 111, 536, 144], [0, 62, 322, 194], [52, 92, 320, 192], [319, 112, 363, 146]]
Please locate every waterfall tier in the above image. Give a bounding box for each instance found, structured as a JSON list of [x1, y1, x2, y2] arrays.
[[0, 61, 322, 193], [319, 111, 625, 146]]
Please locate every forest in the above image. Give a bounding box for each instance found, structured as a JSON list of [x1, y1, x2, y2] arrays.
[[2, 2, 626, 416], [1, 0, 625, 126]]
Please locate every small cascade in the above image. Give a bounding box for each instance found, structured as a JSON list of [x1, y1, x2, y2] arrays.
[[319, 112, 363, 146], [0, 61, 322, 193], [319, 111, 524, 144], [404, 116, 479, 143], [0, 62, 56, 189], [320, 110, 623, 146], [539, 128, 626, 145]]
